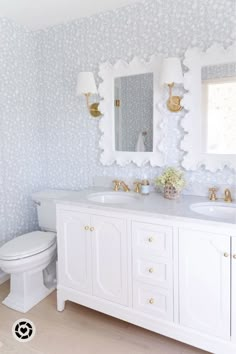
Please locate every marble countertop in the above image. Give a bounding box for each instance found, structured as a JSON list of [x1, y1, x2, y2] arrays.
[[48, 187, 236, 229]]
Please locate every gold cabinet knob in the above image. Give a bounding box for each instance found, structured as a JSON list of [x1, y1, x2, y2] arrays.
[[149, 298, 154, 305], [224, 252, 229, 258], [84, 226, 89, 231], [233, 254, 236, 259], [148, 237, 153, 243], [90, 227, 94, 232], [148, 268, 154, 273]]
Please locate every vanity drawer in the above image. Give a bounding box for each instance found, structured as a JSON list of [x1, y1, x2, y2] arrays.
[[133, 258, 172, 288], [133, 281, 173, 321], [132, 221, 173, 259]]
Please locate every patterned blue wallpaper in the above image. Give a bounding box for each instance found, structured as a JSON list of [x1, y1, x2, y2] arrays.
[[0, 0, 236, 244], [40, 0, 236, 195], [202, 63, 236, 80], [0, 19, 46, 244]]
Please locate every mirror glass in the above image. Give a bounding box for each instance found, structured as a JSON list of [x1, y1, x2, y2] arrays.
[[114, 73, 153, 152], [201, 63, 236, 154]]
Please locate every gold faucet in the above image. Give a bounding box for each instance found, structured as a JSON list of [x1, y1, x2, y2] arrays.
[[112, 180, 121, 192], [224, 188, 232, 203], [120, 181, 130, 192], [133, 181, 142, 193], [209, 187, 218, 201]]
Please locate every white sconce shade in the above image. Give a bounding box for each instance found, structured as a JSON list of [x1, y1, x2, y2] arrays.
[[160, 57, 183, 85], [76, 71, 101, 118], [76, 72, 98, 95]]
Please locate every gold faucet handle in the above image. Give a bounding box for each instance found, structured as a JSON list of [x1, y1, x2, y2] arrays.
[[112, 180, 120, 192], [120, 181, 130, 192], [133, 181, 142, 193], [209, 187, 218, 201], [224, 188, 233, 203]]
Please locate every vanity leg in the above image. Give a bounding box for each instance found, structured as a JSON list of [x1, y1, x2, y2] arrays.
[[57, 291, 65, 312]]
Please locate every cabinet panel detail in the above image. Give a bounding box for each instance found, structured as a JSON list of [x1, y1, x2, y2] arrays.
[[232, 237, 236, 343], [57, 211, 92, 294], [132, 221, 172, 259], [91, 215, 128, 306], [179, 228, 230, 340], [133, 281, 173, 321], [133, 258, 172, 288]]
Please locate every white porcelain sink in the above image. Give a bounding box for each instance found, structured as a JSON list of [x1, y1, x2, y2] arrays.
[[190, 202, 236, 220], [87, 191, 140, 204]]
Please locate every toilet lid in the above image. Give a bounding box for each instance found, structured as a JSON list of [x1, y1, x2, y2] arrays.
[[0, 231, 56, 260]]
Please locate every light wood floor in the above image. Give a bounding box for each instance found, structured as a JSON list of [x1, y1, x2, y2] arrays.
[[0, 281, 209, 354]]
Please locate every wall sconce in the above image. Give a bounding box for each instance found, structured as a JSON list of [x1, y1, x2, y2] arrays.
[[76, 72, 102, 118], [160, 57, 184, 112]]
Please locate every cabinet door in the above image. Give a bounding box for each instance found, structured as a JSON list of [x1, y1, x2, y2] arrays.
[[179, 228, 230, 339], [232, 237, 236, 342], [91, 214, 128, 306], [57, 210, 92, 294]]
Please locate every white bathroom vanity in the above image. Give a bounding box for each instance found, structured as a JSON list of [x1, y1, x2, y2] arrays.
[[55, 189, 236, 354]]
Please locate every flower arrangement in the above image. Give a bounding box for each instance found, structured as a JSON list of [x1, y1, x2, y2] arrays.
[[155, 167, 185, 199]]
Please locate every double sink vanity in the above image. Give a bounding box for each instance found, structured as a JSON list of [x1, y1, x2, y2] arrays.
[[55, 185, 236, 354], [55, 42, 236, 353]]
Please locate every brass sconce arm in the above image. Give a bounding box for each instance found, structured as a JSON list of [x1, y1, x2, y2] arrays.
[[160, 57, 184, 113], [167, 82, 183, 112], [84, 93, 102, 118]]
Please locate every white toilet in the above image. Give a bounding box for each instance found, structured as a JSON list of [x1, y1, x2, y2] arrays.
[[0, 190, 69, 313]]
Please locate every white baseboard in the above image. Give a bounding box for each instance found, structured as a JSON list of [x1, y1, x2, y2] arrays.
[[0, 270, 9, 285]]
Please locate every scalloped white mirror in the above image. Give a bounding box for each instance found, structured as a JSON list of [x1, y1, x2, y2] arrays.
[[181, 43, 236, 171], [98, 56, 164, 166]]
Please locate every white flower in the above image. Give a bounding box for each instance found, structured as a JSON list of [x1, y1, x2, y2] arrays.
[[155, 167, 185, 191]]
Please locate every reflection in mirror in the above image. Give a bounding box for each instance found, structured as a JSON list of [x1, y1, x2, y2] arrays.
[[202, 63, 236, 154], [114, 73, 153, 152]]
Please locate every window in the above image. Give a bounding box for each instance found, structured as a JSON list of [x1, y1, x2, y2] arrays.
[[202, 77, 236, 154]]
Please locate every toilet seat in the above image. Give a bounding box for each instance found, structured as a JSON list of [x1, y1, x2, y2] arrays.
[[0, 231, 56, 261]]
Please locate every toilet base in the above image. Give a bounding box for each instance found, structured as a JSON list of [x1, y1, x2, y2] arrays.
[[3, 264, 56, 313]]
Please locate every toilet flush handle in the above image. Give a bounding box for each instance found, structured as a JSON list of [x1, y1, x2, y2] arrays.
[[34, 201, 41, 206]]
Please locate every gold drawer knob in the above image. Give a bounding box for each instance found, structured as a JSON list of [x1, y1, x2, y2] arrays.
[[148, 268, 154, 273], [149, 298, 154, 305], [90, 227, 94, 232], [84, 226, 89, 231], [148, 237, 154, 243], [233, 254, 236, 259], [224, 252, 229, 258]]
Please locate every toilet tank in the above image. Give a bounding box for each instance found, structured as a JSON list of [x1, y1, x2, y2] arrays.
[[32, 190, 71, 232]]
